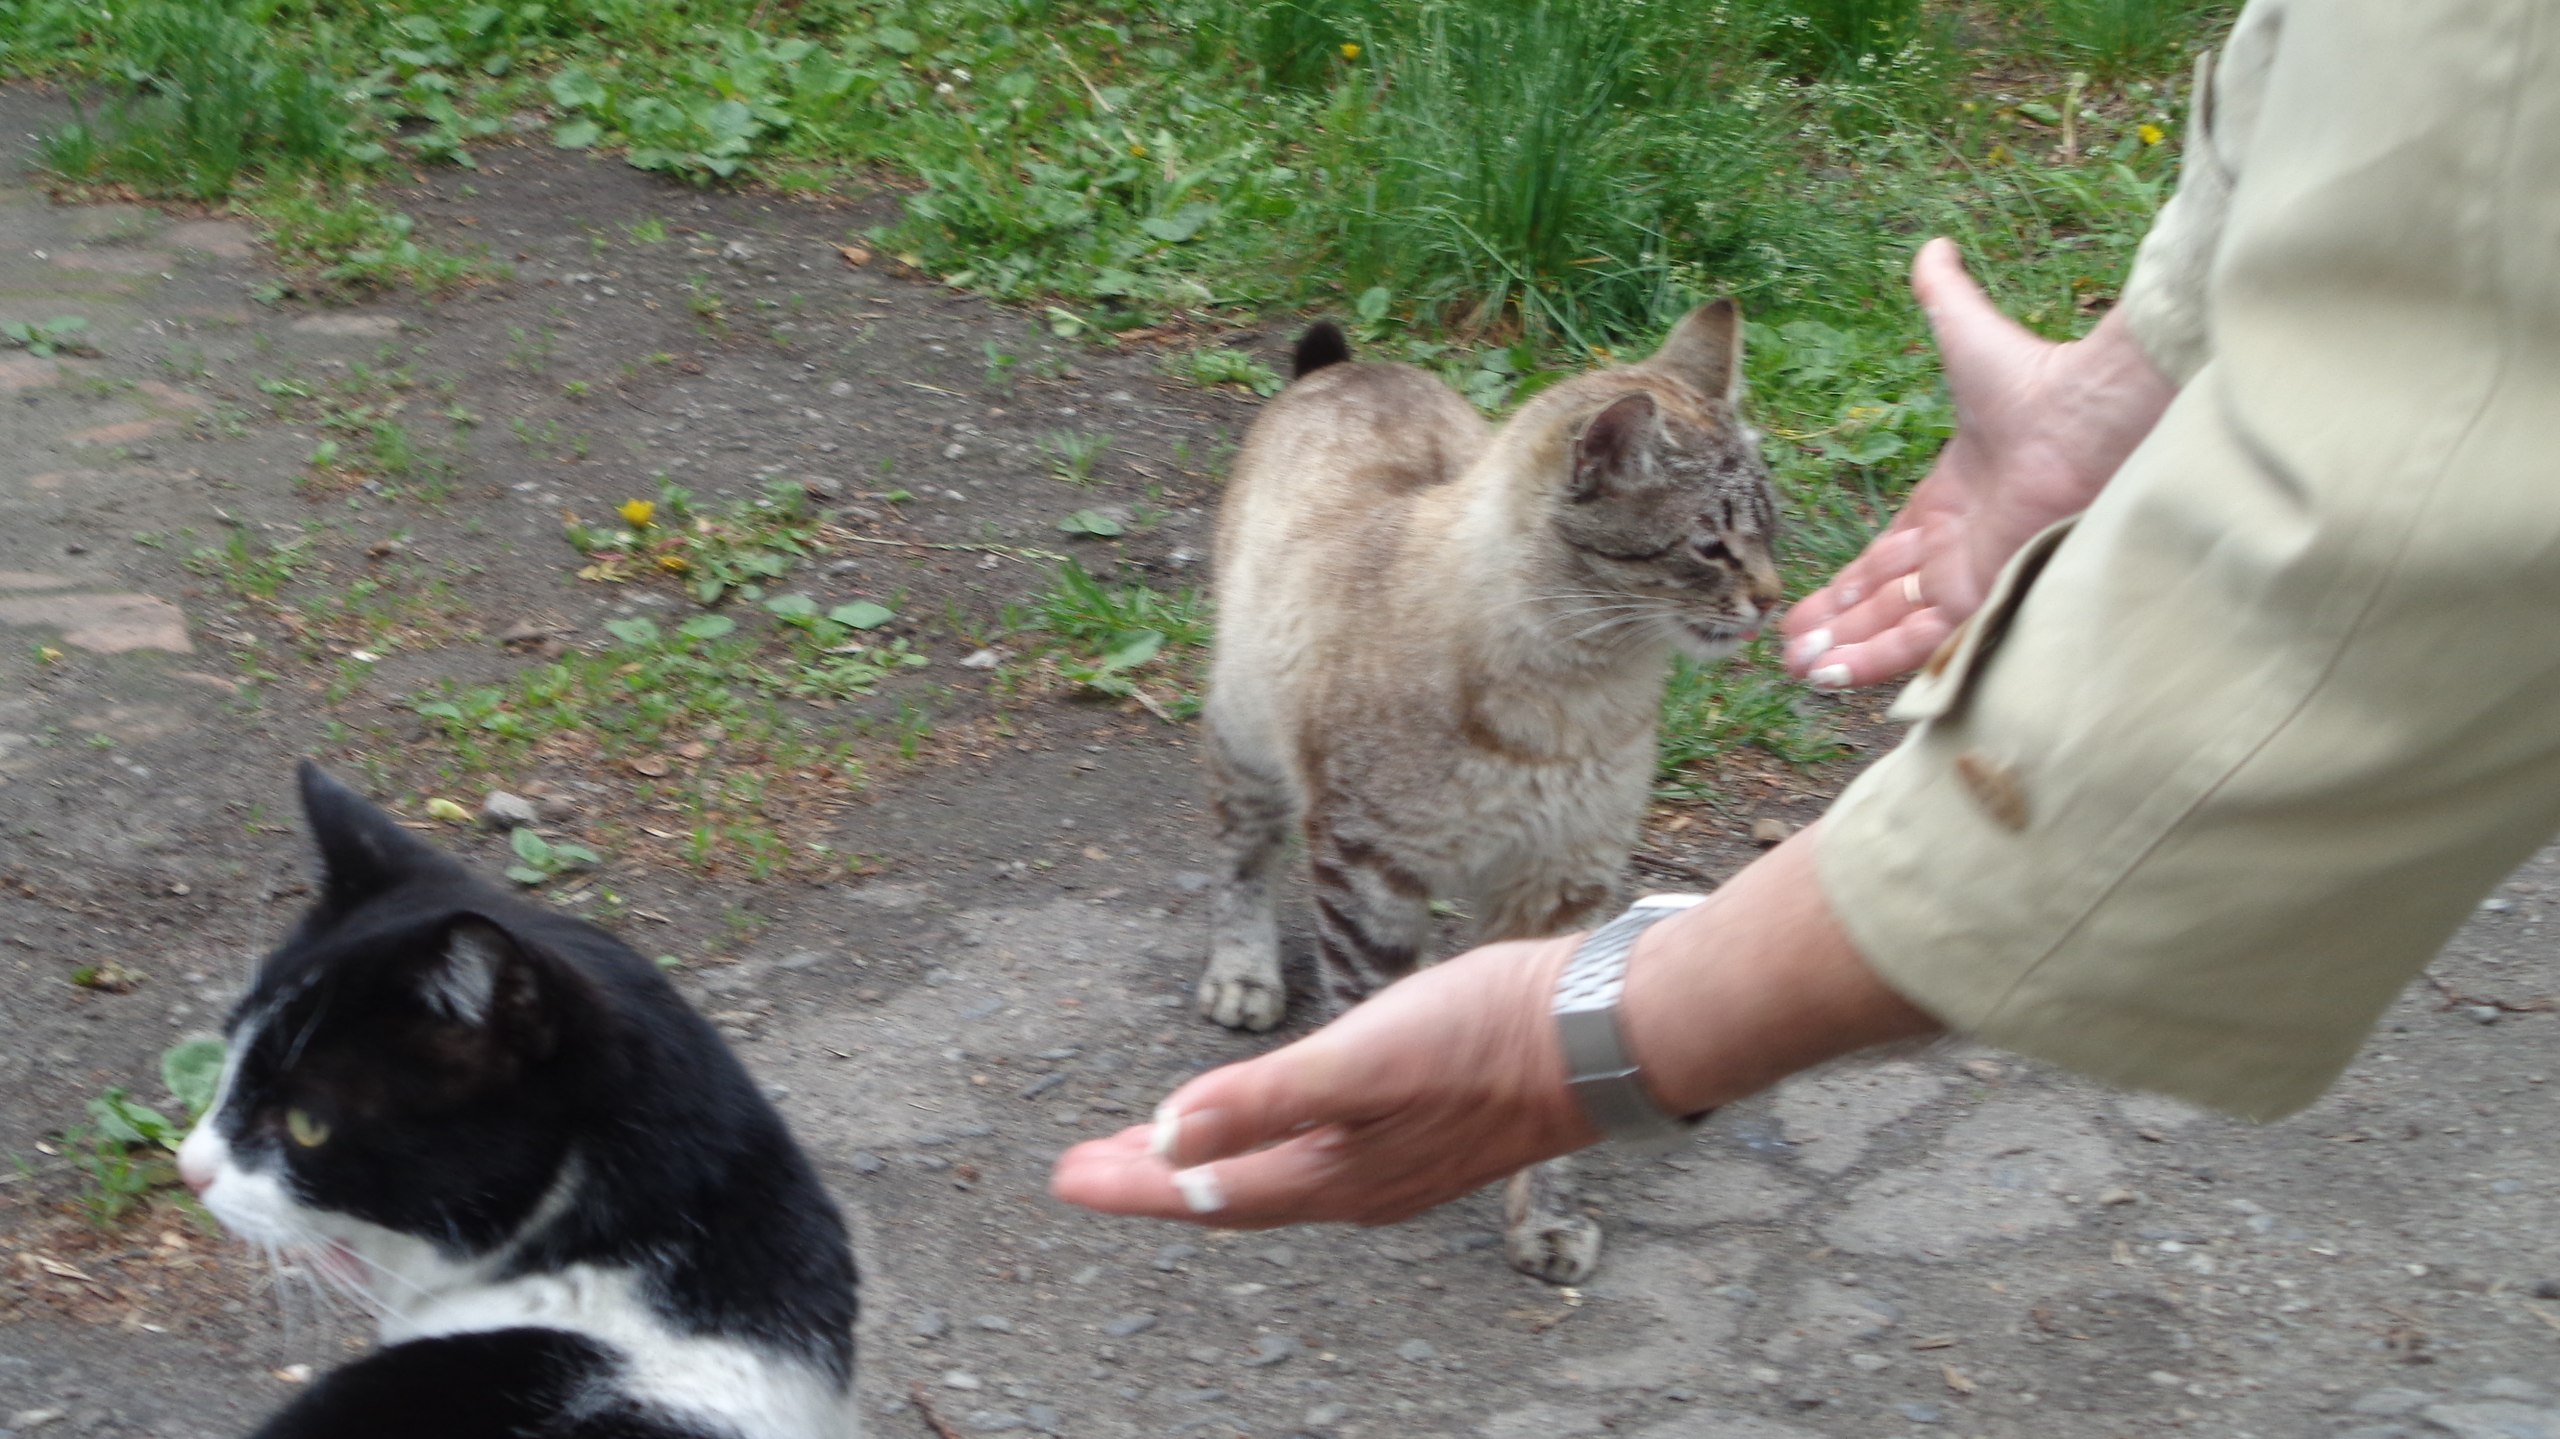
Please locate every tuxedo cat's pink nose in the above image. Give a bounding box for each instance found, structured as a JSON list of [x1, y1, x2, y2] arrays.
[[176, 1137, 215, 1195]]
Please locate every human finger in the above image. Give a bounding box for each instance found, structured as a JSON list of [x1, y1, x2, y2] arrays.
[[1143, 1034, 1378, 1169], [1785, 527, 1929, 673], [1050, 1120, 1368, 1227], [1803, 607, 1957, 690]]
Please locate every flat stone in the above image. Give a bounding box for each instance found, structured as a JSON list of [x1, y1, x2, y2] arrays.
[[163, 220, 256, 258], [0, 591, 190, 653], [289, 313, 402, 337], [1244, 1334, 1299, 1367], [51, 246, 172, 274], [1394, 1339, 1437, 1363], [2482, 1380, 2551, 1404], [1757, 1279, 1898, 1363], [2418, 1402, 2560, 1439], [1102, 1312, 1156, 1338], [134, 379, 214, 412], [65, 417, 174, 448], [0, 356, 63, 392], [2354, 1390, 2438, 1417], [1474, 1403, 1606, 1439], [1823, 1098, 2121, 1260], [1770, 1061, 1946, 1175], [1630, 1158, 1810, 1229]]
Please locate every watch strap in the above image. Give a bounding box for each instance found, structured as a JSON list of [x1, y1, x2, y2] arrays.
[[1554, 893, 1709, 1153]]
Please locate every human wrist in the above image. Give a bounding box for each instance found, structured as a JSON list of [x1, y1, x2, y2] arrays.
[[1512, 933, 1606, 1149], [2055, 306, 2179, 467], [1607, 828, 1945, 1119]]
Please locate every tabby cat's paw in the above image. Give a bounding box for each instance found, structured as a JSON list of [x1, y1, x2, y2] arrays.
[[1505, 1212, 1603, 1286], [1197, 972, 1286, 1031]]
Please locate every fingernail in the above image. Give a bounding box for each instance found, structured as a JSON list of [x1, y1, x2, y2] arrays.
[[1149, 1103, 1181, 1162], [1839, 586, 1863, 606], [1810, 664, 1852, 690], [1172, 1165, 1226, 1215], [1790, 628, 1833, 665]]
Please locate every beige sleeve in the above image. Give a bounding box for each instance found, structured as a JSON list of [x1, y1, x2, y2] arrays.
[[2114, 0, 2284, 384], [1822, 0, 2560, 1121]]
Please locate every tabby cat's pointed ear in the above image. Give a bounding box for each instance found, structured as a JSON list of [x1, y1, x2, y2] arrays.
[[1648, 298, 1743, 405], [1570, 392, 1660, 500], [298, 760, 460, 908]]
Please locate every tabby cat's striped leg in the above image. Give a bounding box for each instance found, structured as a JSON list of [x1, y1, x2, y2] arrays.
[[1485, 873, 1616, 1284], [1306, 819, 1432, 1013], [1197, 734, 1294, 1032]]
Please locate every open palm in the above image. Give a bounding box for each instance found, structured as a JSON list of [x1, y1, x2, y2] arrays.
[[1783, 239, 2177, 687]]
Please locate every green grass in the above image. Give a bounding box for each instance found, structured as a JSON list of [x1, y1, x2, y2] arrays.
[[0, 0, 2230, 774], [53, 1036, 222, 1228], [1656, 652, 1849, 801]]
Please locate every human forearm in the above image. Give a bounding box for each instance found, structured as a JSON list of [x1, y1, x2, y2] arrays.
[[1618, 821, 1942, 1118]]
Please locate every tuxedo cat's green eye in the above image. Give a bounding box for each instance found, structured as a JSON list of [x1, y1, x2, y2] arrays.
[[286, 1108, 330, 1148]]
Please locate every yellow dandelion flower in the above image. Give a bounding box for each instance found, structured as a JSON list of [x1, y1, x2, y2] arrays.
[[620, 498, 656, 527], [657, 553, 691, 573], [1339, 42, 1361, 59], [2138, 123, 2165, 146], [1129, 142, 1148, 157]]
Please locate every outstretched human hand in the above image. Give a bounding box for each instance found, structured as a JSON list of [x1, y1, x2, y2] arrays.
[[1050, 936, 1593, 1227], [1783, 238, 2178, 688], [1052, 829, 1944, 1230]]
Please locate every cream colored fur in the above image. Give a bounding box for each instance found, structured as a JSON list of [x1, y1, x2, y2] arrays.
[[1195, 302, 1780, 1284]]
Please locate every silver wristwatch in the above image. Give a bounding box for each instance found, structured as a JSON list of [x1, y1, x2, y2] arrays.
[[1554, 893, 1711, 1153]]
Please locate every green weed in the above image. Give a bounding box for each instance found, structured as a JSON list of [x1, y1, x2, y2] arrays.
[[185, 529, 311, 602], [1655, 653, 1847, 801], [60, 1036, 223, 1228], [1043, 429, 1111, 486], [250, 180, 495, 295], [2, 316, 90, 357], [1162, 347, 1283, 397]]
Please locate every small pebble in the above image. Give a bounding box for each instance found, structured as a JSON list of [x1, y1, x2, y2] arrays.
[[972, 1314, 1015, 1333], [479, 790, 539, 830], [1395, 1340, 1437, 1364], [1305, 1402, 1350, 1428], [851, 1151, 886, 1175], [910, 1309, 950, 1339], [1897, 1401, 1945, 1424], [942, 1370, 982, 1390], [1103, 1312, 1157, 1338], [1245, 1335, 1301, 1367], [1153, 1243, 1198, 1272]]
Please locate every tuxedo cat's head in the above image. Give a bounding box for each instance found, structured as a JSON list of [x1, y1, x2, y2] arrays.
[[1537, 299, 1784, 661], [177, 764, 620, 1273]]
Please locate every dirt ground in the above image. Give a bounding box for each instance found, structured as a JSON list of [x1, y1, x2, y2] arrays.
[[0, 88, 2554, 1439]]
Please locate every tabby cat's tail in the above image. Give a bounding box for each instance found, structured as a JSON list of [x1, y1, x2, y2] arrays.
[[1292, 322, 1351, 379]]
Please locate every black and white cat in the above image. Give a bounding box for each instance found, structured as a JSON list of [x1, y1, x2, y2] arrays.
[[177, 763, 861, 1439]]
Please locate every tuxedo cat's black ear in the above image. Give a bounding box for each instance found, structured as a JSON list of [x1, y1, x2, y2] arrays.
[[417, 917, 557, 1053], [298, 760, 461, 907], [1570, 392, 1660, 500], [1648, 298, 1743, 406]]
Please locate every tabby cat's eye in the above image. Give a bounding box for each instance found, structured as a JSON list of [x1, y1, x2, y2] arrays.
[[286, 1108, 330, 1148]]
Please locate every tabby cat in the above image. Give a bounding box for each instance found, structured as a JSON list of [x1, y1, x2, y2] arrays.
[[179, 763, 861, 1438], [1195, 301, 1780, 1283]]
